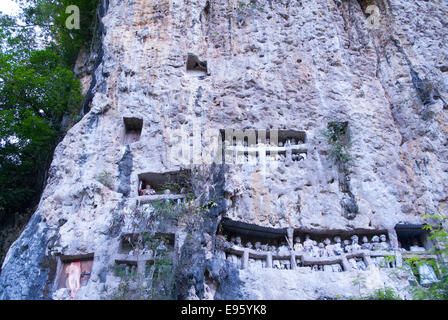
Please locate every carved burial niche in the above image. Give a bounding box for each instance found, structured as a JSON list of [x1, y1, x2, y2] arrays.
[[186, 53, 208, 75], [219, 219, 291, 269], [277, 130, 307, 146], [54, 254, 94, 298], [219, 129, 306, 147], [123, 117, 143, 145], [220, 218, 288, 248], [395, 224, 433, 251], [115, 232, 175, 277], [218, 129, 307, 164], [137, 169, 191, 196], [119, 232, 175, 254]]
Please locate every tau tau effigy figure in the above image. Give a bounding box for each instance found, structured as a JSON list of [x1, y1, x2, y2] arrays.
[[350, 235, 361, 252], [66, 261, 81, 300], [294, 237, 304, 252], [324, 238, 334, 256], [379, 234, 391, 251], [361, 236, 372, 250], [278, 241, 290, 256], [318, 243, 328, 258], [254, 242, 262, 251], [156, 240, 168, 254], [371, 236, 381, 250], [303, 235, 314, 253], [333, 236, 344, 255], [270, 245, 278, 255], [246, 242, 253, 250], [234, 236, 242, 248], [311, 241, 319, 258], [343, 240, 351, 253]]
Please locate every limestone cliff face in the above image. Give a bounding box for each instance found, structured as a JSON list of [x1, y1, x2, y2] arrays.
[[1, 0, 447, 300]]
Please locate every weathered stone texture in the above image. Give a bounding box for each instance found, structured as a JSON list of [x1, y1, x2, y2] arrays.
[[1, 0, 447, 299]]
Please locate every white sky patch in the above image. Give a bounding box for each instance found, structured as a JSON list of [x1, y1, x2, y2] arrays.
[[0, 0, 21, 16]]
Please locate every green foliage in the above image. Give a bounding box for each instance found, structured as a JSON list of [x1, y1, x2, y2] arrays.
[[112, 236, 176, 300], [383, 255, 396, 268], [407, 214, 448, 300], [159, 171, 192, 194], [18, 0, 99, 67], [238, 1, 264, 12], [96, 170, 113, 189], [0, 1, 97, 220], [352, 272, 367, 297], [150, 199, 180, 219], [321, 121, 352, 165], [113, 263, 138, 280], [368, 287, 402, 300]]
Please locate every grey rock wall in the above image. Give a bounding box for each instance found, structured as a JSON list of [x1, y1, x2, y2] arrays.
[[1, 0, 447, 300]]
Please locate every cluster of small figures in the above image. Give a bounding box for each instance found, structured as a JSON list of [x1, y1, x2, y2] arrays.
[[138, 184, 156, 196], [126, 239, 169, 257], [229, 234, 391, 256], [231, 152, 307, 163], [226, 234, 393, 272], [116, 264, 138, 277], [226, 137, 307, 162], [292, 234, 391, 255], [226, 138, 302, 147]]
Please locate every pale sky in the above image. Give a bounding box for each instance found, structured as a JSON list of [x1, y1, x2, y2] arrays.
[[0, 0, 21, 16]]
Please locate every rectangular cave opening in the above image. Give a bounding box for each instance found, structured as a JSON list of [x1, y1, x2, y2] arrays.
[[219, 219, 289, 249], [326, 121, 349, 145], [277, 130, 307, 146], [186, 53, 208, 74], [55, 253, 94, 291], [395, 224, 432, 251], [218, 220, 406, 272], [219, 129, 307, 164], [114, 260, 139, 278], [123, 117, 143, 145], [138, 170, 191, 196], [219, 129, 306, 146]]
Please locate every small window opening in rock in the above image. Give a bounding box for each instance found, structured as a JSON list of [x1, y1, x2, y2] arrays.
[[186, 53, 208, 74], [395, 224, 433, 251], [55, 254, 94, 298], [204, 1, 210, 15], [138, 170, 191, 196], [276, 130, 307, 146], [219, 129, 307, 164], [327, 121, 349, 145], [123, 117, 143, 145], [357, 0, 377, 13]]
